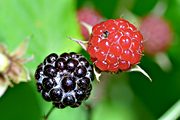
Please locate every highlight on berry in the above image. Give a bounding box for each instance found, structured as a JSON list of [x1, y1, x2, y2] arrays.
[[34, 52, 94, 108]]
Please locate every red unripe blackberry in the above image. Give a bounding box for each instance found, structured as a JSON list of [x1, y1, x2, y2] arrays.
[[87, 18, 144, 72], [140, 15, 173, 55], [77, 7, 102, 40], [34, 52, 94, 108]]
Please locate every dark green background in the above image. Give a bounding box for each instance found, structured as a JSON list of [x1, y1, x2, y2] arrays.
[[0, 0, 180, 119]]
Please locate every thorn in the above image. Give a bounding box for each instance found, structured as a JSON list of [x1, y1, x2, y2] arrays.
[[67, 36, 88, 51], [128, 65, 152, 82]]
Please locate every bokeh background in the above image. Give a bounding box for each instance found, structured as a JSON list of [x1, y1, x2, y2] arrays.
[[0, 0, 180, 120]]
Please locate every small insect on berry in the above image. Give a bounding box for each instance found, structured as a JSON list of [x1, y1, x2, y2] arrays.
[[87, 18, 144, 72], [34, 52, 94, 108]]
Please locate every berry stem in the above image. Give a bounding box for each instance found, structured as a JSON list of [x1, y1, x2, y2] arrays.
[[158, 99, 180, 120], [84, 103, 93, 120], [43, 106, 55, 120], [154, 52, 172, 72], [150, 0, 167, 16]]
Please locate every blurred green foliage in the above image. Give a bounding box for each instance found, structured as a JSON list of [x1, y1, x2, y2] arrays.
[[0, 0, 180, 120]]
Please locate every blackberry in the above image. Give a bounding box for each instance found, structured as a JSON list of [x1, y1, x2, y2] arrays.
[[34, 52, 94, 108], [44, 53, 58, 64], [61, 77, 76, 92]]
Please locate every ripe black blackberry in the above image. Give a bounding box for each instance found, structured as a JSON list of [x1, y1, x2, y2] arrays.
[[34, 52, 94, 108]]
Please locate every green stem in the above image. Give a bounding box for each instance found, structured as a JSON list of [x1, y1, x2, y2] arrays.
[[158, 99, 180, 120], [84, 103, 93, 120], [43, 106, 55, 120]]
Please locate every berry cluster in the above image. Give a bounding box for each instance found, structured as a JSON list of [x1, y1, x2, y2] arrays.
[[87, 18, 144, 72], [34, 17, 146, 109], [140, 15, 172, 55], [35, 52, 94, 108]]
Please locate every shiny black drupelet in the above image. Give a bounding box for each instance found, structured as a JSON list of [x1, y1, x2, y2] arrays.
[[35, 52, 94, 108]]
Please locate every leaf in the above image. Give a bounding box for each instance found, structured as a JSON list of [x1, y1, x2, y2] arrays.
[[0, 0, 83, 120], [93, 101, 136, 120], [0, 0, 82, 71]]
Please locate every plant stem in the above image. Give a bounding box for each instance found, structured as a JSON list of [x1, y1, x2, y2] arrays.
[[158, 99, 180, 120], [43, 106, 55, 120], [85, 103, 93, 120]]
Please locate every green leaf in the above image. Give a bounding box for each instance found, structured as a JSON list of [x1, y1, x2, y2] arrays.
[[0, 0, 82, 71], [0, 0, 83, 119], [93, 101, 137, 120]]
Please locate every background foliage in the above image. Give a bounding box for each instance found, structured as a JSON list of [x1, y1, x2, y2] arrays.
[[0, 0, 180, 120]]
